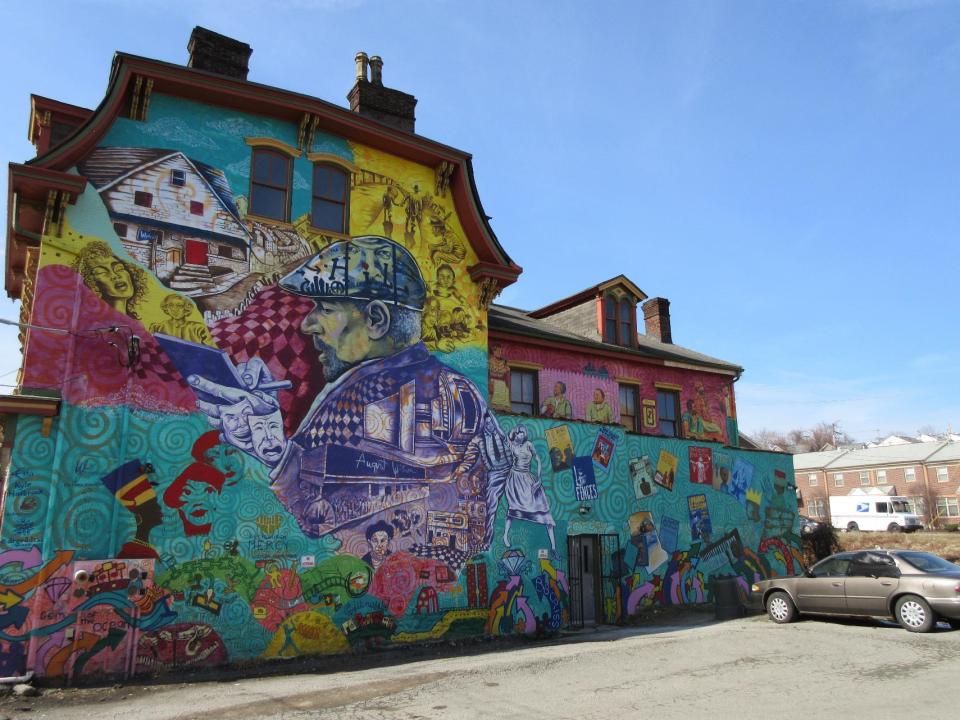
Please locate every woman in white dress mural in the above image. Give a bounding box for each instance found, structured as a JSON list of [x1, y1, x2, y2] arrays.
[[504, 424, 556, 550]]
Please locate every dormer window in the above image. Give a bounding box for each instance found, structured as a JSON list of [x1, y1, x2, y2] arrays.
[[602, 292, 636, 347]]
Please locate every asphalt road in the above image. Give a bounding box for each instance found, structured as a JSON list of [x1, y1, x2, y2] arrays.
[[8, 612, 959, 720]]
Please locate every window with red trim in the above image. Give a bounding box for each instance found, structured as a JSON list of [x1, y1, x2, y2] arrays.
[[134, 191, 153, 208], [190, 201, 204, 216]]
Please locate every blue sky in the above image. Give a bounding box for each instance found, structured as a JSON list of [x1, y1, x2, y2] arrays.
[[1, 0, 958, 440]]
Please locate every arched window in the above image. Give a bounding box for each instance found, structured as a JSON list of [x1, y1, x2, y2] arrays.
[[311, 164, 349, 234], [250, 149, 291, 221]]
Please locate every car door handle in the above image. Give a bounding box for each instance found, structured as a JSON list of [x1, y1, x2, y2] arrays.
[[832, 582, 842, 587], [880, 582, 893, 586]]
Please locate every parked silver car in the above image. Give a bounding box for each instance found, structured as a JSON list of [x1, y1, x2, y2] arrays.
[[752, 549, 960, 632]]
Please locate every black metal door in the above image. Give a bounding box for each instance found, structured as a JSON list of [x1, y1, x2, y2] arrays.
[[567, 534, 584, 628], [598, 533, 622, 625]]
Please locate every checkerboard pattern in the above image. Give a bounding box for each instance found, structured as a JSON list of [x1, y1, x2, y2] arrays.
[[135, 338, 190, 388], [299, 373, 400, 449], [208, 285, 326, 434]]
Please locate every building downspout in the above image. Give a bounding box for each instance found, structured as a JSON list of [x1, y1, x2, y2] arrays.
[[0, 670, 34, 685]]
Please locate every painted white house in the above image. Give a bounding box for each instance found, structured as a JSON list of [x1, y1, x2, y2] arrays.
[[79, 147, 250, 295]]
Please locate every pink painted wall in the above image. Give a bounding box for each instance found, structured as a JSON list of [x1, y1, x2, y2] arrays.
[[489, 338, 738, 444]]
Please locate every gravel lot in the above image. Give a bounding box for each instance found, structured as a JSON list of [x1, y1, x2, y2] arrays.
[[6, 610, 958, 720]]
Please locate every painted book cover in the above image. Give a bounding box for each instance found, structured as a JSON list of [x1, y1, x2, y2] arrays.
[[545, 425, 574, 472], [713, 451, 733, 491], [628, 455, 657, 500], [572, 456, 599, 502], [688, 447, 713, 485], [628, 511, 668, 572], [659, 515, 680, 554], [654, 449, 678, 491], [728, 458, 754, 505], [687, 494, 712, 540], [591, 427, 616, 470]]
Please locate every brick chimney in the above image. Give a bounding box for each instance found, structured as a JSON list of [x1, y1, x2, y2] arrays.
[[642, 297, 672, 344], [347, 52, 417, 133], [187, 27, 252, 81]]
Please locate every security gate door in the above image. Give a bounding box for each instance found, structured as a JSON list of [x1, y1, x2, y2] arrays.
[[568, 535, 600, 626], [568, 533, 622, 628]]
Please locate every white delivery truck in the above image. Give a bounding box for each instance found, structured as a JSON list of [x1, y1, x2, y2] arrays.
[[828, 495, 923, 533]]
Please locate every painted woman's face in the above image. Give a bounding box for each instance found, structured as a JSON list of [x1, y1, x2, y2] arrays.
[[181, 479, 216, 524], [88, 256, 134, 300]]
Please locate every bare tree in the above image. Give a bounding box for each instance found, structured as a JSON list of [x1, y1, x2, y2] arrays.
[[745, 422, 855, 453], [750, 428, 790, 451]]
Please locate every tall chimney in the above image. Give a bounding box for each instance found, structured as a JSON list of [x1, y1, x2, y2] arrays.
[[187, 27, 252, 81], [642, 297, 673, 344], [347, 52, 417, 133], [355, 52, 369, 82]]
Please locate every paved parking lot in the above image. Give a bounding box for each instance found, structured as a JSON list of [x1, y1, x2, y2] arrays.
[[8, 612, 959, 720]]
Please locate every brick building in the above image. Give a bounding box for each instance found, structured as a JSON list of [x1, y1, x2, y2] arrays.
[[794, 441, 960, 526], [0, 28, 798, 681]]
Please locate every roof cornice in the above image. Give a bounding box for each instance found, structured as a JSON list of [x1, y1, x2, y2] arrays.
[[488, 325, 740, 376], [528, 274, 647, 319], [11, 52, 520, 295]]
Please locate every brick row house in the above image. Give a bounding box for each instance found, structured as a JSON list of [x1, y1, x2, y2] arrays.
[[794, 442, 960, 527], [0, 28, 798, 681]]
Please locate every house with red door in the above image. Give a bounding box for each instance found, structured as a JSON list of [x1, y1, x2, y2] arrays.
[[78, 147, 250, 295]]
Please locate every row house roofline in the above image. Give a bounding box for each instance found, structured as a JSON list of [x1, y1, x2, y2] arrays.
[[794, 440, 958, 471]]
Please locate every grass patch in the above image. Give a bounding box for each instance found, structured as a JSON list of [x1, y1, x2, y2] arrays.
[[837, 531, 960, 562]]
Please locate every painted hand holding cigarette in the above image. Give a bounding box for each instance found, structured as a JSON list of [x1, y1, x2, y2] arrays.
[[188, 356, 291, 467]]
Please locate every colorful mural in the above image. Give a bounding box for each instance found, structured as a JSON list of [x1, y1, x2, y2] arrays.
[[0, 91, 796, 681], [488, 341, 737, 444]]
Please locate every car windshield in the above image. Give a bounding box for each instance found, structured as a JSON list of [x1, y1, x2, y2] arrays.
[[895, 551, 960, 573], [891, 500, 910, 512]]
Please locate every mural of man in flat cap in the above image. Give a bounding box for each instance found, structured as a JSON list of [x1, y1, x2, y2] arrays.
[[189, 236, 490, 565]]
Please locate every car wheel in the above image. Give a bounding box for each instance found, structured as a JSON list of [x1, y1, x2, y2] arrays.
[[766, 591, 797, 624], [895, 595, 936, 633], [887, 523, 902, 533], [847, 522, 859, 532]]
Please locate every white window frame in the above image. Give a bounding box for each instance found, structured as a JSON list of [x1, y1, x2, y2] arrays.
[[807, 473, 818, 487], [905, 467, 916, 483], [936, 467, 949, 483], [858, 471, 870, 486], [833, 472, 844, 487], [935, 496, 959, 517], [876, 469, 886, 483]]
